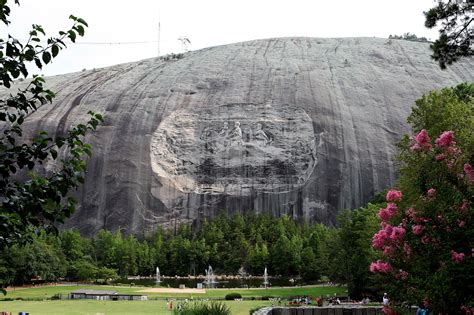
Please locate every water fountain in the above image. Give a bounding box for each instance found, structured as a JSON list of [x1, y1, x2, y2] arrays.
[[263, 267, 269, 288], [156, 267, 161, 283], [205, 265, 216, 287]]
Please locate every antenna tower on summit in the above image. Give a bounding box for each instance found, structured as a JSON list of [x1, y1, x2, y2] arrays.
[[157, 11, 161, 56]]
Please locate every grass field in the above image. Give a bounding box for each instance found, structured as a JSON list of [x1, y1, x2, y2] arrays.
[[3, 284, 347, 299], [0, 284, 347, 314], [0, 300, 273, 315]]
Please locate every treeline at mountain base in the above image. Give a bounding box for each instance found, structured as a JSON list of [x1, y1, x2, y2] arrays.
[[0, 209, 383, 298]]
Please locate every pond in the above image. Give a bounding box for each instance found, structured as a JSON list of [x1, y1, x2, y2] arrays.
[[114, 277, 303, 289]]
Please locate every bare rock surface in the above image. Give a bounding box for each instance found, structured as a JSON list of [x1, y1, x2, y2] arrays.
[[10, 37, 473, 235]]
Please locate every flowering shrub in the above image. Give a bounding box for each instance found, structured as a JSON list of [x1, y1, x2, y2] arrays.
[[371, 130, 473, 313]]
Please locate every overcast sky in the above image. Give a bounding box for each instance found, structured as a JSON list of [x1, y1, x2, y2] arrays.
[[5, 0, 440, 76]]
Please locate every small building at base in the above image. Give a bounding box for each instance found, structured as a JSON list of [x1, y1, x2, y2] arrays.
[[70, 289, 147, 301]]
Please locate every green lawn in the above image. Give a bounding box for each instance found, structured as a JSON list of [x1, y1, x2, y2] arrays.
[[0, 284, 347, 314], [0, 300, 273, 315], [3, 284, 347, 300]]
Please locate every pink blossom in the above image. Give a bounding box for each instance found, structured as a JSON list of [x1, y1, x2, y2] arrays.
[[414, 129, 432, 151], [386, 189, 402, 202], [435, 131, 455, 148], [390, 226, 406, 242], [396, 269, 409, 280], [464, 163, 474, 182], [447, 146, 462, 157], [405, 207, 416, 220], [382, 306, 397, 315], [378, 208, 391, 222], [370, 260, 392, 273], [404, 243, 412, 256], [410, 143, 421, 152], [451, 250, 465, 263], [410, 129, 433, 152], [460, 305, 474, 314], [427, 188, 436, 199], [383, 246, 394, 256], [435, 153, 446, 161], [437, 214, 444, 222], [412, 224, 424, 235], [472, 248, 474, 258], [416, 129, 430, 145], [421, 235, 430, 244], [378, 204, 398, 222], [458, 220, 466, 228], [465, 163, 473, 173], [387, 203, 398, 216], [372, 229, 389, 250], [460, 200, 468, 213]]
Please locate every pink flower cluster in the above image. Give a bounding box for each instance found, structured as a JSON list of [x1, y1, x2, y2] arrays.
[[427, 188, 436, 199], [382, 306, 398, 315], [411, 129, 432, 152], [460, 305, 474, 314], [372, 224, 406, 250], [378, 203, 398, 221], [405, 207, 417, 220], [435, 131, 455, 148], [370, 259, 392, 273], [412, 224, 424, 235], [379, 190, 403, 221], [395, 269, 409, 280], [386, 189, 402, 202], [460, 200, 469, 213], [451, 250, 465, 263], [464, 163, 474, 183]]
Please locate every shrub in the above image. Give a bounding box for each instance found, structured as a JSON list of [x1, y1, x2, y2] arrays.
[[173, 301, 231, 315], [224, 292, 242, 300]]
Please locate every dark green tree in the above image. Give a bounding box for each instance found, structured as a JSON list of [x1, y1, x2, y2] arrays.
[[424, 0, 473, 69], [328, 204, 381, 298], [0, 0, 102, 256]]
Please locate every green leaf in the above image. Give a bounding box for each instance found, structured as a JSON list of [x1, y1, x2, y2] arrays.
[[68, 30, 76, 43], [77, 18, 88, 27], [42, 51, 51, 64], [76, 25, 85, 37], [34, 57, 42, 69], [24, 48, 35, 61], [51, 44, 59, 58]]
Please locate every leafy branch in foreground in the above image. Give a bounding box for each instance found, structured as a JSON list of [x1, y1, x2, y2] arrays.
[[0, 0, 102, 257]]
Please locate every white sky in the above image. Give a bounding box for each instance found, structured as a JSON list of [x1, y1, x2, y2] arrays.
[[5, 0, 440, 76]]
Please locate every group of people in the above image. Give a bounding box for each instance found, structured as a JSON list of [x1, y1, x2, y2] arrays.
[[200, 121, 272, 152]]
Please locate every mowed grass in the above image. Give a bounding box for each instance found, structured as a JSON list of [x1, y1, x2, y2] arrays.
[[3, 284, 347, 300], [0, 300, 274, 315]]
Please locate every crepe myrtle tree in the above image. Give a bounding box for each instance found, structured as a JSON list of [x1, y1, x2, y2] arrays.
[[370, 130, 473, 313], [0, 0, 103, 283], [424, 0, 473, 69]]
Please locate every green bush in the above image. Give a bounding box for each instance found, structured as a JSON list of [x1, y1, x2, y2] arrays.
[[173, 301, 231, 315], [224, 292, 242, 300], [51, 293, 62, 300]]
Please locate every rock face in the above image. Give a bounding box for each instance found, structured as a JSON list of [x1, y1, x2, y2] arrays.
[[16, 37, 473, 235]]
